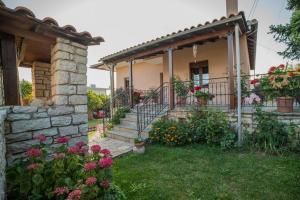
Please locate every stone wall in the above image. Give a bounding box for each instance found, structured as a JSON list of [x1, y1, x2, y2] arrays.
[[32, 62, 51, 100], [0, 109, 7, 199], [0, 68, 4, 106], [51, 38, 87, 106], [4, 105, 88, 164]]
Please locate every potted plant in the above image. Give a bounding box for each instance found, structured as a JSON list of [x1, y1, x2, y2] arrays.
[[146, 88, 159, 103], [259, 64, 300, 113], [193, 86, 214, 106], [133, 137, 145, 154], [174, 77, 189, 105]]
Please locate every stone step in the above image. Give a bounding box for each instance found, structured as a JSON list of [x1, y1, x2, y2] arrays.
[[107, 129, 138, 144]]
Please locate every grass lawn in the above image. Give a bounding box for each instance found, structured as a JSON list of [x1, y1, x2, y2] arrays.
[[113, 145, 300, 200], [88, 119, 102, 127]]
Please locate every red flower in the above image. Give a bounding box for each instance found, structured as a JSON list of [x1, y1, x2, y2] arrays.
[[99, 157, 113, 168], [190, 89, 195, 93], [54, 187, 69, 196], [268, 66, 276, 74], [67, 189, 81, 200], [68, 146, 80, 154], [194, 86, 201, 91], [100, 149, 111, 156], [250, 79, 259, 84], [100, 179, 110, 189], [84, 162, 97, 171], [26, 148, 42, 157], [278, 64, 285, 69], [57, 137, 69, 144], [91, 145, 101, 154], [26, 163, 40, 171], [297, 68, 300, 72], [36, 134, 46, 142], [75, 141, 85, 147], [85, 177, 97, 186]]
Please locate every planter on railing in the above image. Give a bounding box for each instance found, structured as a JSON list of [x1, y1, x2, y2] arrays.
[[276, 97, 294, 113]]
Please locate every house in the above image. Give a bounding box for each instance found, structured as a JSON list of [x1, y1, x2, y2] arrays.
[[91, 0, 258, 110], [88, 84, 109, 95]]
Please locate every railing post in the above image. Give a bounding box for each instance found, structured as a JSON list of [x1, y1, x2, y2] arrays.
[[168, 48, 174, 110], [136, 105, 140, 136], [128, 60, 133, 108]]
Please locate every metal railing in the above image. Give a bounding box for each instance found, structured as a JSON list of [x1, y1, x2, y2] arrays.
[[136, 83, 169, 135]]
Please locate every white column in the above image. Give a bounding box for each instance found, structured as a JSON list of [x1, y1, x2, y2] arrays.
[[109, 64, 115, 119], [235, 23, 242, 146], [128, 60, 133, 107], [168, 48, 174, 109]]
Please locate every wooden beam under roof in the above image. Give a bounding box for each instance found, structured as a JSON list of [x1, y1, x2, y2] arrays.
[[111, 28, 232, 64]]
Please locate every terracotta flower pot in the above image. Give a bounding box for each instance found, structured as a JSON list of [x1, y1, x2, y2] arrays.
[[197, 97, 207, 106], [276, 97, 294, 113], [135, 141, 145, 148], [177, 97, 187, 105], [134, 142, 145, 154]]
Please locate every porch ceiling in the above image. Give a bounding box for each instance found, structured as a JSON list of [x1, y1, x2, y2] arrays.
[[91, 11, 257, 70]]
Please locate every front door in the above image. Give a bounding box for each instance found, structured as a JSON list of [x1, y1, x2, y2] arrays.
[[190, 60, 209, 87]]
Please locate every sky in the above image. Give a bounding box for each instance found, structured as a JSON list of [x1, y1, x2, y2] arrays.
[[4, 0, 297, 88]]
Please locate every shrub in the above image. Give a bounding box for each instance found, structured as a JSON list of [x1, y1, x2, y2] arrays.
[[111, 107, 131, 125], [247, 107, 300, 153], [188, 110, 236, 148], [7, 136, 126, 200], [149, 119, 193, 146]]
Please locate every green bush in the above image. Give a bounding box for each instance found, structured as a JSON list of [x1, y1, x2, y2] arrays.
[[149, 119, 193, 146], [188, 110, 236, 149], [7, 136, 125, 200], [247, 107, 300, 153], [111, 107, 131, 125]]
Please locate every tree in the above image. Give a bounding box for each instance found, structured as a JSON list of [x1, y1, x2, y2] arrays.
[[87, 90, 109, 119], [20, 79, 32, 98], [269, 0, 300, 60]]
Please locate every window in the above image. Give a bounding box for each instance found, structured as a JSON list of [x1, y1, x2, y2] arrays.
[[124, 77, 129, 90], [190, 61, 209, 87]]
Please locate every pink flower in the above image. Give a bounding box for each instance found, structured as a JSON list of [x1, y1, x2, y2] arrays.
[[84, 162, 97, 171], [26, 148, 42, 157], [194, 86, 201, 91], [278, 64, 285, 69], [268, 66, 276, 74], [99, 157, 113, 168], [67, 189, 81, 200], [100, 149, 111, 156], [100, 179, 110, 189], [54, 153, 65, 160], [26, 163, 40, 171], [75, 141, 85, 147], [57, 137, 69, 144], [85, 177, 97, 186], [36, 134, 46, 142], [91, 145, 101, 153], [68, 146, 80, 154], [54, 187, 69, 196], [244, 93, 261, 105], [78, 146, 88, 155]]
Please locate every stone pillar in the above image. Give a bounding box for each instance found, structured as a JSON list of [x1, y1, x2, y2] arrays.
[[32, 62, 51, 100], [51, 38, 88, 106]]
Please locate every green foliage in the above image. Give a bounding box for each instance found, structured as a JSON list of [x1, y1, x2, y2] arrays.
[[246, 107, 300, 153], [87, 90, 110, 112], [20, 79, 32, 98], [173, 77, 190, 97], [269, 0, 300, 60], [7, 138, 124, 200], [194, 90, 214, 101], [188, 110, 236, 149], [145, 88, 159, 100], [149, 119, 193, 146], [111, 107, 131, 125]]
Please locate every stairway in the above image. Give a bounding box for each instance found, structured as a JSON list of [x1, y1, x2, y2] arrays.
[[106, 105, 168, 144]]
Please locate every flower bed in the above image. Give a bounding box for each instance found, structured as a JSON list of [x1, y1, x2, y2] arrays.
[[6, 135, 125, 200]]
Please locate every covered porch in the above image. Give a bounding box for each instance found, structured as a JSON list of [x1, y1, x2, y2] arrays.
[[91, 11, 258, 111]]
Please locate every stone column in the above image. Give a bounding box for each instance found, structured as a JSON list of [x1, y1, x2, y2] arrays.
[[32, 61, 51, 100], [51, 38, 88, 106]]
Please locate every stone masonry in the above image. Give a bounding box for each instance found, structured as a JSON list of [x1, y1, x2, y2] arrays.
[[0, 109, 7, 200], [32, 62, 51, 100], [2, 38, 89, 164]]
